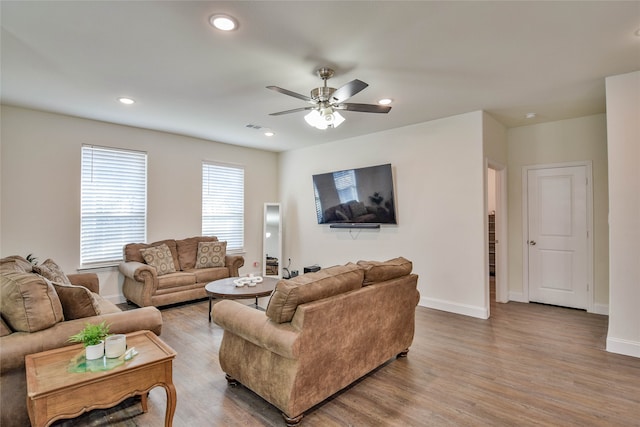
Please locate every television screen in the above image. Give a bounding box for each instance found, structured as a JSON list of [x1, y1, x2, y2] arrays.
[[312, 163, 397, 225]]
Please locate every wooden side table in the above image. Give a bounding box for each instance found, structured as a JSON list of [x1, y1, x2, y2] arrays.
[[25, 330, 177, 427]]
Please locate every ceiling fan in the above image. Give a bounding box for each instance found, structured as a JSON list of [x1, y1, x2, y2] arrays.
[[267, 67, 391, 129]]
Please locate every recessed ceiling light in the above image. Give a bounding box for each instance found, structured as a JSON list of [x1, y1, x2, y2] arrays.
[[118, 97, 135, 105], [525, 112, 537, 119], [378, 98, 393, 105], [264, 131, 275, 137], [209, 14, 238, 31]]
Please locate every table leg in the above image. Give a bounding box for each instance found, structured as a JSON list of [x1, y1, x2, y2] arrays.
[[208, 296, 212, 322], [140, 391, 149, 413], [162, 382, 177, 427]]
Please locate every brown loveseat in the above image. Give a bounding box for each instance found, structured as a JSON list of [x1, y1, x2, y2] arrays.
[[0, 256, 163, 427], [119, 236, 244, 307], [212, 257, 419, 426]]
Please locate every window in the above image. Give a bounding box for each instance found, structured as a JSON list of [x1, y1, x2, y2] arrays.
[[333, 169, 358, 203], [81, 145, 147, 266], [202, 162, 244, 252]]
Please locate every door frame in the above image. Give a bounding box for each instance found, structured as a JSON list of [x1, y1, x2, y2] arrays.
[[521, 161, 594, 312], [486, 160, 508, 305]]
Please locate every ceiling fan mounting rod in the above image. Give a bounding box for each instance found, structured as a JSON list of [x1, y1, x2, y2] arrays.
[[311, 67, 336, 102]]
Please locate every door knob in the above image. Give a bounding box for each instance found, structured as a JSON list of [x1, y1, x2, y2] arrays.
[[528, 240, 536, 246]]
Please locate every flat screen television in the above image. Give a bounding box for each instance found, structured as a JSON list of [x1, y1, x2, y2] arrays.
[[312, 163, 397, 225]]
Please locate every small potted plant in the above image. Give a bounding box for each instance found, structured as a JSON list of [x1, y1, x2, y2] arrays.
[[68, 321, 110, 360]]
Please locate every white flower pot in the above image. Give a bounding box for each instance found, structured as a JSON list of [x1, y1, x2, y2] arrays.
[[85, 341, 104, 360]]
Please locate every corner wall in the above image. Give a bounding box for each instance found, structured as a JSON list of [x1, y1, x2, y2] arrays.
[[506, 114, 609, 313], [605, 71, 640, 358], [280, 111, 489, 318], [0, 105, 279, 301]]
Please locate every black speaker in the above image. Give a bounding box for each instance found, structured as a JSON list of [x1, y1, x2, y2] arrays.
[[303, 265, 321, 273]]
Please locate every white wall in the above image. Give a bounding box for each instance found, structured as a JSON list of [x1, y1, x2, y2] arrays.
[[605, 71, 640, 358], [0, 105, 278, 301], [506, 114, 609, 312], [280, 111, 490, 318]]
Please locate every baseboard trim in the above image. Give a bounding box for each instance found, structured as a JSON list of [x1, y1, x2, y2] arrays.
[[606, 337, 640, 358], [419, 296, 488, 319]]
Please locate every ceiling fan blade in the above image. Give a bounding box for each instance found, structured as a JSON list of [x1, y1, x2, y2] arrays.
[[330, 79, 368, 104], [266, 86, 314, 103], [337, 103, 392, 113], [269, 106, 315, 116]]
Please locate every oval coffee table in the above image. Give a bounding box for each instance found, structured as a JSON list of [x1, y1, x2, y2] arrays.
[[206, 276, 278, 322]]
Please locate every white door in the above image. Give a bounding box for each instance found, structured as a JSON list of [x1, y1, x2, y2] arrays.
[[527, 166, 589, 309]]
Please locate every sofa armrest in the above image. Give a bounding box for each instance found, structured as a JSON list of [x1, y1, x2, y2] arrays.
[[67, 273, 99, 294], [119, 261, 158, 307], [212, 300, 299, 360], [225, 255, 244, 277], [119, 261, 157, 283]]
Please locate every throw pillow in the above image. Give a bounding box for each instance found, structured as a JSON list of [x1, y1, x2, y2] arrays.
[[175, 236, 219, 269], [124, 239, 181, 270], [0, 255, 34, 273], [51, 281, 102, 320], [349, 201, 367, 218], [140, 243, 176, 276], [0, 270, 64, 332], [33, 258, 72, 285], [357, 257, 413, 285], [195, 241, 226, 268], [0, 317, 11, 337]]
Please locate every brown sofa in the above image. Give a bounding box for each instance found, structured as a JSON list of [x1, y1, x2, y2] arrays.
[[119, 236, 244, 307], [0, 256, 163, 427], [212, 257, 419, 426]]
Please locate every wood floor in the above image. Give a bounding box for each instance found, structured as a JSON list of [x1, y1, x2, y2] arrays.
[[53, 293, 640, 426]]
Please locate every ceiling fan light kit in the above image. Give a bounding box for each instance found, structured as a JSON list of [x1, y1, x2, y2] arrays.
[[268, 67, 391, 130], [304, 109, 345, 130]]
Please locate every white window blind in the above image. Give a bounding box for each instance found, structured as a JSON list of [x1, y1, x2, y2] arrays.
[[333, 169, 358, 203], [81, 145, 147, 266], [202, 162, 244, 252]]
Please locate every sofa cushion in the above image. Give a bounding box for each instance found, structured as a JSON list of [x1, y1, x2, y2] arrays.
[[51, 281, 102, 320], [124, 239, 181, 270], [0, 255, 34, 273], [140, 244, 177, 276], [0, 270, 64, 332], [175, 236, 218, 270], [33, 258, 72, 285], [195, 241, 226, 268], [357, 257, 413, 285], [93, 294, 121, 314], [266, 263, 364, 324], [188, 267, 230, 283], [157, 272, 196, 290]]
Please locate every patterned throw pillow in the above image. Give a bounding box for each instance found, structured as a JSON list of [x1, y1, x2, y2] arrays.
[[140, 244, 176, 276], [195, 241, 226, 268], [33, 258, 72, 285]]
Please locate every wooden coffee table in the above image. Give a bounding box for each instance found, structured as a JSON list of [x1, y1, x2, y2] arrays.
[[206, 276, 278, 322], [25, 330, 177, 427]]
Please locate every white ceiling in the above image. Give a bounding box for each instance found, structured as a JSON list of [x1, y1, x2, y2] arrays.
[[2, 1, 639, 152]]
